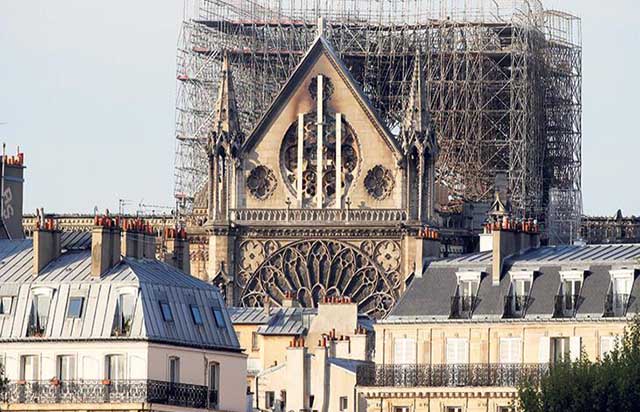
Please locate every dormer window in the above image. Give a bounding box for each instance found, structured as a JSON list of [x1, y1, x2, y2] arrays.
[[28, 288, 54, 337], [112, 293, 135, 336], [605, 269, 634, 317], [0, 296, 13, 315], [504, 270, 533, 318], [160, 301, 173, 322], [190, 305, 203, 325], [451, 271, 481, 319], [554, 270, 584, 317]]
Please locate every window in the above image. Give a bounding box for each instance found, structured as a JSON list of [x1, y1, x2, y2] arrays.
[[208, 362, 220, 408], [446, 407, 462, 412], [113, 293, 135, 336], [551, 337, 570, 364], [393, 338, 416, 364], [190, 305, 203, 325], [499, 338, 522, 364], [446, 338, 469, 364], [212, 308, 225, 327], [497, 407, 514, 412], [106, 354, 125, 381], [340, 396, 349, 411], [57, 355, 76, 381], [169, 357, 180, 384], [20, 355, 39, 381], [394, 407, 410, 412], [508, 271, 533, 316], [251, 331, 259, 351], [265, 391, 275, 409], [600, 336, 618, 358], [160, 302, 173, 322], [0, 296, 13, 315], [66, 297, 84, 319], [28, 293, 52, 336], [558, 270, 584, 316]]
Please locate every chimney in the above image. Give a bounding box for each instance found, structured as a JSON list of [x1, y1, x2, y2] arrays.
[[121, 219, 142, 259], [282, 291, 299, 308], [143, 223, 156, 259], [164, 227, 190, 274], [0, 148, 25, 240], [91, 215, 121, 277], [32, 212, 61, 275], [486, 217, 541, 286], [414, 225, 441, 278]]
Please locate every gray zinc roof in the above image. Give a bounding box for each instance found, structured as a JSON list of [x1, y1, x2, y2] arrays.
[[0, 239, 240, 352], [386, 244, 640, 323]]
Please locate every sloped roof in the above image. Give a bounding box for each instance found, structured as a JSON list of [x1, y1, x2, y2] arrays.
[[0, 239, 240, 352], [386, 244, 640, 323], [241, 35, 402, 159], [229, 306, 316, 336]]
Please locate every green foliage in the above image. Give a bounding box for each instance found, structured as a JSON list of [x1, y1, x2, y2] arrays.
[[518, 316, 640, 412]]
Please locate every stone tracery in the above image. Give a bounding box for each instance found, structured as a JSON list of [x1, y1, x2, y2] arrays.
[[240, 239, 399, 318]]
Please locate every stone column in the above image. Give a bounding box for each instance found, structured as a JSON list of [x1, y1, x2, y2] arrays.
[[316, 75, 324, 209], [297, 113, 304, 207], [417, 151, 425, 222], [335, 113, 342, 209]]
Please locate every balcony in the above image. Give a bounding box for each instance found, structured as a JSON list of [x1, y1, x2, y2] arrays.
[[553, 294, 581, 318], [0, 380, 218, 409], [450, 296, 476, 319], [356, 363, 550, 388], [503, 295, 529, 318], [230, 208, 408, 224], [604, 293, 630, 317]]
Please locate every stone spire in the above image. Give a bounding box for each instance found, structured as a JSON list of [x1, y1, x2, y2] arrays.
[[211, 52, 241, 149], [402, 48, 433, 154]]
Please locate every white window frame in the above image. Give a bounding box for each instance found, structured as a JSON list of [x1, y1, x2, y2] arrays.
[[600, 335, 619, 359], [445, 338, 469, 365], [339, 395, 349, 411], [456, 271, 481, 297], [20, 355, 40, 381], [559, 270, 585, 315], [105, 354, 126, 381], [0, 296, 13, 315], [57, 354, 76, 381], [393, 337, 416, 365], [609, 269, 634, 295], [499, 337, 522, 364]]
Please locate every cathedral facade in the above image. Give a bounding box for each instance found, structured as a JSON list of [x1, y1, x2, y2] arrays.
[[200, 34, 438, 317]]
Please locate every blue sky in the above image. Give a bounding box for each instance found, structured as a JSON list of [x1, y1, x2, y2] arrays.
[[0, 1, 637, 216]]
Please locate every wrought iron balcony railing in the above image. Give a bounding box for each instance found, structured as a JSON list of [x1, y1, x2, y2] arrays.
[[553, 294, 580, 318], [230, 208, 408, 223], [356, 363, 550, 388], [450, 295, 476, 319], [0, 380, 218, 409], [503, 295, 529, 318], [604, 293, 630, 317]]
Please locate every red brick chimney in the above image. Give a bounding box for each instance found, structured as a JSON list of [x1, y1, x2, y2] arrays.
[[91, 214, 121, 277], [164, 227, 190, 274], [0, 148, 25, 240], [32, 211, 61, 275]]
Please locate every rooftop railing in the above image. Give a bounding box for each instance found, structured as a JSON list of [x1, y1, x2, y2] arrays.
[[603, 293, 630, 318], [450, 295, 476, 319], [356, 363, 550, 388], [553, 294, 581, 318], [503, 295, 530, 318], [0, 380, 218, 409]]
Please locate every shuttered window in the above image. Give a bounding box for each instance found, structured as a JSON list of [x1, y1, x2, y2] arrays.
[[446, 338, 469, 364], [393, 338, 416, 365], [600, 336, 618, 358], [499, 337, 522, 364]]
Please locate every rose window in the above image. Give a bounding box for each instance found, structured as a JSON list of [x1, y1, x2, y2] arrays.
[[364, 165, 394, 200], [280, 113, 359, 207], [247, 165, 277, 200]]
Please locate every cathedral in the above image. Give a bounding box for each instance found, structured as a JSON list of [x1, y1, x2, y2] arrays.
[[196, 31, 438, 317]]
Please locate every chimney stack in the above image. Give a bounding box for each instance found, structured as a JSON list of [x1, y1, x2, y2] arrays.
[[32, 210, 61, 275], [164, 227, 190, 274], [91, 214, 121, 277], [143, 223, 156, 259], [414, 225, 441, 278], [0, 148, 25, 240], [121, 218, 142, 259], [282, 291, 300, 308]]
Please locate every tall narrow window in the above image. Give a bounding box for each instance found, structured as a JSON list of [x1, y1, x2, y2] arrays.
[[160, 301, 173, 322], [212, 308, 225, 328], [57, 355, 76, 381], [551, 337, 570, 364], [557, 270, 584, 317], [169, 357, 180, 384], [446, 338, 469, 365], [208, 362, 220, 409], [113, 294, 135, 336], [28, 293, 52, 336], [20, 355, 39, 381], [600, 336, 618, 359], [106, 354, 125, 381], [251, 332, 259, 351]]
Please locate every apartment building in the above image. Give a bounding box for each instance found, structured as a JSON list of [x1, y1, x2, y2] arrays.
[[230, 295, 374, 412], [0, 214, 247, 412], [357, 216, 640, 412]]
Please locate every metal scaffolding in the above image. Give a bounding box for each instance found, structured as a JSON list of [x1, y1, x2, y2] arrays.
[[174, 0, 582, 243]]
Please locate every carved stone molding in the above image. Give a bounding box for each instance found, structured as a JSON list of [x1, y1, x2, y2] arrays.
[[247, 165, 277, 200]]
